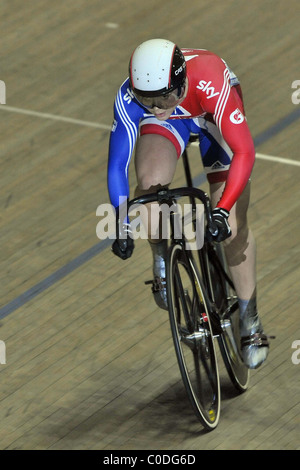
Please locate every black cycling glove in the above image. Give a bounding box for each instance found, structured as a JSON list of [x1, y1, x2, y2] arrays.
[[112, 223, 134, 260], [207, 208, 232, 242]]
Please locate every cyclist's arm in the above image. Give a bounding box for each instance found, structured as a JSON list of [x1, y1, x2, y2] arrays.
[[215, 87, 255, 211], [200, 68, 255, 212], [107, 80, 142, 208]]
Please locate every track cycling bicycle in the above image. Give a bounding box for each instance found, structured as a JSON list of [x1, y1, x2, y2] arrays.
[[116, 137, 250, 431]]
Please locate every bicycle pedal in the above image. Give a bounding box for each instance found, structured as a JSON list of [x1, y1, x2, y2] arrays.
[[145, 278, 167, 296], [144, 279, 158, 294]]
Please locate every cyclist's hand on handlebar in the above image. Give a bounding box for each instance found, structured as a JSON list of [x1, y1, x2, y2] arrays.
[[208, 208, 232, 242], [112, 224, 134, 260]]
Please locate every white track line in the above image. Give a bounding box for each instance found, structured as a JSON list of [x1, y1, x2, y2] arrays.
[[190, 141, 300, 167], [0, 105, 111, 130], [255, 152, 300, 167], [1, 105, 299, 166]]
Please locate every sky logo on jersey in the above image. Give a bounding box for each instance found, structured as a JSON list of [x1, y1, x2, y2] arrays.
[[229, 108, 245, 124], [123, 88, 135, 104], [196, 80, 220, 99]]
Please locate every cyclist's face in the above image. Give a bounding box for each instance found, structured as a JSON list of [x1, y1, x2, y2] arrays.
[[133, 83, 187, 120], [134, 88, 182, 110], [150, 107, 174, 121]]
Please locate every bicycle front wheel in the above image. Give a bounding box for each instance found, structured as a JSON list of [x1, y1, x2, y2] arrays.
[[167, 243, 220, 430]]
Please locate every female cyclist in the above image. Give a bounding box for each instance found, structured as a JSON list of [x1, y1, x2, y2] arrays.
[[107, 38, 269, 369]]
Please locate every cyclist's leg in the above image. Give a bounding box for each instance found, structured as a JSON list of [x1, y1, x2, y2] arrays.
[[197, 113, 269, 369], [210, 180, 269, 366], [209, 180, 269, 369], [210, 180, 256, 300], [134, 118, 190, 309], [135, 134, 177, 201], [134, 116, 189, 237], [134, 133, 177, 309]]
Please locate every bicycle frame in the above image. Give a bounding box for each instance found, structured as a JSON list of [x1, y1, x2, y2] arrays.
[[181, 149, 222, 317]]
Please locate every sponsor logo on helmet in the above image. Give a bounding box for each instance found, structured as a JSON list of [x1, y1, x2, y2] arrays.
[[174, 63, 186, 76], [229, 108, 245, 124]]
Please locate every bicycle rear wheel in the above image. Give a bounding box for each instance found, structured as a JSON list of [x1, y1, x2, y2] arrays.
[[167, 243, 220, 430], [208, 243, 250, 393], [218, 287, 250, 392]]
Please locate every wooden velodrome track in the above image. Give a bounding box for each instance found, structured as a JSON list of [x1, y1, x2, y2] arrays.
[[0, 0, 299, 451]]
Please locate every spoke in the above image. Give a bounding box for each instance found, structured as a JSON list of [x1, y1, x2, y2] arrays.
[[193, 349, 216, 422], [174, 264, 193, 332], [198, 332, 217, 395]]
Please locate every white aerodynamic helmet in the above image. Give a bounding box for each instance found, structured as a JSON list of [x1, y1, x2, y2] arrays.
[[129, 38, 186, 97]]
